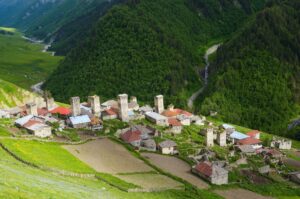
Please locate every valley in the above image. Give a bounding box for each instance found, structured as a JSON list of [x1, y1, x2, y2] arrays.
[[0, 0, 300, 198]]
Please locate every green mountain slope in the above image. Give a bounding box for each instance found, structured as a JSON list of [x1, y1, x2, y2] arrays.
[[0, 79, 40, 109], [198, 0, 300, 139], [0, 27, 62, 89], [44, 0, 266, 105]]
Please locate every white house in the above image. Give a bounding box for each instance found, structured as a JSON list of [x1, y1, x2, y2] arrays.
[[158, 140, 178, 155], [145, 112, 169, 126]]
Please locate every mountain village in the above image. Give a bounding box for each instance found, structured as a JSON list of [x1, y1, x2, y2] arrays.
[[0, 93, 299, 187]]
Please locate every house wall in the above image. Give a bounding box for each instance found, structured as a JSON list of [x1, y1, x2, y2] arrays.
[[170, 126, 182, 134], [73, 122, 89, 129], [161, 147, 174, 155], [211, 174, 228, 185], [33, 127, 52, 138], [102, 114, 118, 120]]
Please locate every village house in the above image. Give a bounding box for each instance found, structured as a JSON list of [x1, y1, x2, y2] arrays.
[[229, 131, 249, 144], [192, 161, 228, 185], [49, 107, 71, 117], [145, 112, 169, 126], [141, 139, 157, 151], [120, 129, 142, 148], [247, 130, 261, 140], [177, 114, 191, 126], [101, 108, 118, 120], [15, 115, 52, 138], [139, 105, 153, 115], [220, 124, 235, 134], [191, 115, 206, 126], [271, 138, 292, 150], [7, 106, 23, 117], [237, 137, 262, 149], [158, 140, 178, 155], [69, 115, 91, 129], [168, 118, 183, 134], [235, 145, 256, 155], [131, 125, 157, 139]]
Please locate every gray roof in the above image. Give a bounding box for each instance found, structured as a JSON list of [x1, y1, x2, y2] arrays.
[[142, 139, 156, 148], [146, 112, 167, 121], [132, 125, 154, 135], [237, 145, 255, 153], [159, 140, 177, 148]]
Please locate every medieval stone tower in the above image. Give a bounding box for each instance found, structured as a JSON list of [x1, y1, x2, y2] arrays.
[[205, 128, 214, 147], [154, 95, 164, 114], [130, 96, 137, 103], [118, 94, 129, 122], [46, 97, 55, 111], [70, 97, 81, 117], [26, 102, 38, 116], [88, 95, 101, 117], [217, 131, 227, 147]]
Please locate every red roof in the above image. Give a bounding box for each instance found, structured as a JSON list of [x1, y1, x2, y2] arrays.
[[23, 120, 42, 128], [238, 137, 262, 145], [247, 130, 260, 137], [195, 162, 212, 177], [38, 108, 49, 116], [168, 118, 182, 127], [162, 108, 193, 117], [105, 108, 117, 116], [121, 130, 141, 143], [49, 107, 71, 115]]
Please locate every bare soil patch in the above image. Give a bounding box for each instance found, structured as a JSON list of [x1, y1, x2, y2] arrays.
[[284, 158, 300, 170], [215, 188, 273, 199], [63, 138, 153, 174], [117, 173, 183, 190], [142, 153, 209, 189], [240, 170, 271, 184]]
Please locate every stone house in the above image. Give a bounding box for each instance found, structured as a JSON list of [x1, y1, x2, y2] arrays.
[[271, 138, 292, 150], [101, 108, 118, 120], [192, 161, 228, 185], [168, 118, 183, 134], [120, 129, 142, 147], [247, 130, 260, 140], [69, 115, 91, 129], [237, 137, 262, 149], [145, 112, 169, 126], [191, 115, 205, 126], [235, 145, 256, 155], [158, 140, 178, 155], [139, 105, 153, 115], [141, 139, 157, 151], [15, 115, 51, 138]]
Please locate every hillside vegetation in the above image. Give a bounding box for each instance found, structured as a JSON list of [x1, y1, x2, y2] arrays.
[[0, 79, 39, 109], [0, 27, 62, 89], [44, 0, 266, 106], [198, 0, 300, 139]]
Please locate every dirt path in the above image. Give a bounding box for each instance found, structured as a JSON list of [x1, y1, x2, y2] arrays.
[[142, 153, 209, 189], [215, 188, 273, 199], [283, 158, 300, 170], [63, 138, 153, 174], [187, 44, 221, 108]]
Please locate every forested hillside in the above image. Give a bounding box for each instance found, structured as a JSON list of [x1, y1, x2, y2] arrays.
[[0, 0, 120, 55], [44, 0, 266, 106], [198, 0, 300, 139]]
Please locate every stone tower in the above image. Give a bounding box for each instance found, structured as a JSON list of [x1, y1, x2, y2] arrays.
[[26, 102, 38, 116], [118, 94, 129, 122], [70, 97, 81, 117], [205, 128, 214, 147], [154, 95, 164, 114], [217, 131, 227, 147], [88, 95, 101, 117], [46, 97, 55, 111]]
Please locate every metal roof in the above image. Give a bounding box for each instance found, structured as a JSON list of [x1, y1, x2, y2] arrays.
[[15, 115, 34, 126], [230, 131, 249, 140], [70, 115, 91, 125], [146, 112, 167, 120]]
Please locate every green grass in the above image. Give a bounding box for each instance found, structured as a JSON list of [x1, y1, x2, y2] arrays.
[[0, 127, 11, 137], [58, 129, 80, 142], [0, 139, 94, 173], [96, 173, 140, 191], [0, 27, 63, 89]]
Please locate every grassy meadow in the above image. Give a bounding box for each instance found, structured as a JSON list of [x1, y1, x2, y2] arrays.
[[0, 139, 95, 173], [0, 27, 62, 89]]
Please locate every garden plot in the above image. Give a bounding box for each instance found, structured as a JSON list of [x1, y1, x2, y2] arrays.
[[214, 188, 273, 199], [142, 153, 209, 189], [63, 138, 153, 174]]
